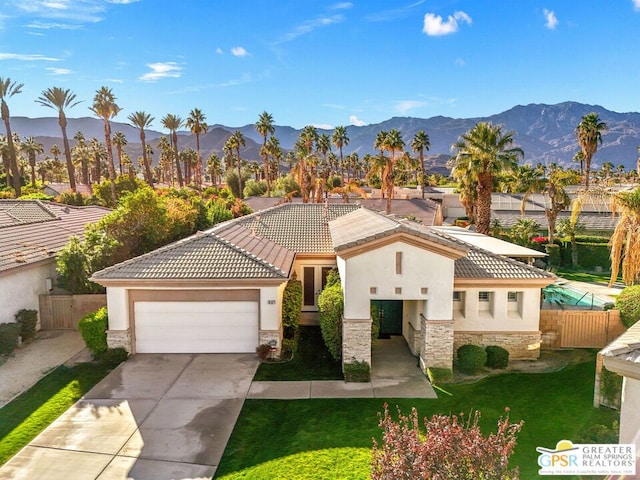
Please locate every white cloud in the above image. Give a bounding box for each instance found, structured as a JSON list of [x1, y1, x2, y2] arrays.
[[26, 21, 81, 29], [275, 14, 344, 44], [9, 0, 139, 27], [216, 47, 224, 55], [105, 0, 141, 3], [422, 10, 471, 36], [0, 52, 60, 61], [454, 57, 466, 66], [103, 78, 123, 83], [46, 66, 71, 74], [231, 46, 249, 57], [312, 123, 334, 130], [139, 62, 182, 82], [331, 2, 352, 10], [394, 100, 427, 114], [633, 0, 640, 10], [366, 1, 426, 22], [349, 115, 366, 126], [543, 8, 558, 29]]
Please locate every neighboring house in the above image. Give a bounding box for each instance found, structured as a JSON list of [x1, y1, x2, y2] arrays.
[[42, 183, 93, 197], [0, 200, 111, 326], [91, 203, 554, 372], [600, 322, 640, 467]]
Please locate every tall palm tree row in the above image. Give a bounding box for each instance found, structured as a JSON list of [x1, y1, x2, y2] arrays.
[[451, 122, 523, 235], [112, 131, 127, 176], [411, 130, 430, 199], [0, 77, 23, 196], [90, 87, 121, 204], [380, 129, 405, 214], [576, 112, 607, 191], [186, 108, 207, 190], [255, 111, 275, 196], [332, 125, 349, 182], [36, 86, 80, 192], [127, 111, 155, 188], [161, 114, 184, 188], [21, 136, 44, 188]]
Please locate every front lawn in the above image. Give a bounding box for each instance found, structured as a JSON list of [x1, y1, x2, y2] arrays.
[[253, 326, 343, 381], [0, 363, 114, 465], [555, 267, 620, 285], [216, 352, 618, 479]]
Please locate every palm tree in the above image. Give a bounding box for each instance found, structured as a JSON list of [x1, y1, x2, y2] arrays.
[[381, 129, 405, 214], [127, 111, 155, 187], [90, 87, 121, 203], [50, 144, 61, 162], [543, 166, 572, 245], [112, 131, 127, 176], [255, 111, 275, 195], [207, 153, 223, 186], [21, 136, 44, 187], [572, 151, 585, 177], [556, 218, 585, 268], [186, 108, 207, 190], [89, 137, 106, 184], [161, 113, 184, 187], [231, 130, 246, 198], [73, 131, 90, 187], [0, 78, 23, 195], [332, 126, 349, 182], [411, 130, 431, 199], [576, 112, 608, 191], [507, 164, 546, 216], [609, 187, 640, 286], [36, 87, 80, 193], [451, 122, 523, 235]]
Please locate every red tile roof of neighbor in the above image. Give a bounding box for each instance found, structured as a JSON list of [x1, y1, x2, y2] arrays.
[[0, 200, 111, 275]]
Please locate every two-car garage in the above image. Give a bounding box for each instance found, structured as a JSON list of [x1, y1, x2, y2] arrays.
[[129, 290, 260, 354]]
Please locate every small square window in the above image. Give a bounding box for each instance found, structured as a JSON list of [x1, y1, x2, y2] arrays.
[[370, 287, 377, 294], [508, 291, 518, 302], [478, 291, 490, 302], [395, 287, 402, 294], [421, 287, 428, 295], [452, 291, 461, 301]]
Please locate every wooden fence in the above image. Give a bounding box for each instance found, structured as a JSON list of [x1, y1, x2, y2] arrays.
[[39, 294, 107, 330], [540, 309, 626, 349]]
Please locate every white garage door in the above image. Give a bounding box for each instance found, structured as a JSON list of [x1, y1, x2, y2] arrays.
[[134, 301, 259, 353]]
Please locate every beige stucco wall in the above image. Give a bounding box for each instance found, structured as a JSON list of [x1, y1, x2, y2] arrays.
[[453, 287, 541, 332], [0, 260, 57, 326], [620, 376, 640, 465], [339, 242, 455, 320]]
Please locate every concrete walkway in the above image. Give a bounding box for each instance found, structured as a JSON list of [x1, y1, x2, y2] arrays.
[[0, 330, 86, 408]]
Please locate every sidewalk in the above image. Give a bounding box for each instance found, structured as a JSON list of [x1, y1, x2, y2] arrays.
[[0, 330, 87, 408]]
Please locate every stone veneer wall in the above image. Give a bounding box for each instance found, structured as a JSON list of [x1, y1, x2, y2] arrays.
[[405, 321, 421, 356], [453, 331, 541, 360], [259, 329, 282, 355], [421, 318, 454, 370], [342, 317, 372, 366], [107, 329, 132, 352]]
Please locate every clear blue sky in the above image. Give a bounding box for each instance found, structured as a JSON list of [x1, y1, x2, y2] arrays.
[[2, 0, 640, 130]]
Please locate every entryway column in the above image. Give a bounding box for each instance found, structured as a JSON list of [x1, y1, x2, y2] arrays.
[[419, 317, 454, 371], [342, 317, 372, 366]]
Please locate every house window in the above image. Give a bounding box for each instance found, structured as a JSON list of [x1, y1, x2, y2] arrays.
[[478, 291, 490, 302], [452, 291, 461, 301], [508, 291, 518, 302], [396, 252, 402, 275], [395, 287, 402, 295], [421, 287, 428, 295], [370, 287, 377, 294]]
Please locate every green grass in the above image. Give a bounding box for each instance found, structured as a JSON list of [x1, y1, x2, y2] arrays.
[[253, 326, 343, 381], [0, 362, 114, 465], [555, 267, 620, 285], [216, 352, 618, 479]]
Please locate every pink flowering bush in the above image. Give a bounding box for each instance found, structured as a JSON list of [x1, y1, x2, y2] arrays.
[[532, 236, 548, 244], [371, 404, 523, 480]]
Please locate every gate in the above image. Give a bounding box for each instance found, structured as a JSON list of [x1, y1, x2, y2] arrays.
[[39, 294, 107, 330]]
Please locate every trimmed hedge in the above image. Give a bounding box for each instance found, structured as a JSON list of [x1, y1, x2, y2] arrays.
[[343, 360, 370, 382], [544, 244, 561, 267], [485, 345, 509, 369], [615, 285, 640, 328], [318, 282, 344, 361], [0, 322, 20, 355], [282, 279, 302, 331], [15, 309, 38, 342], [78, 307, 109, 355], [457, 344, 487, 374], [559, 242, 610, 269], [95, 347, 129, 365]]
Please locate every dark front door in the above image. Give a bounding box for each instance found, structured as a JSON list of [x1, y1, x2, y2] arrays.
[[371, 300, 403, 336]]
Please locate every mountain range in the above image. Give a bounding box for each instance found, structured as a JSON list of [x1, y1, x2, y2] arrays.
[[8, 101, 640, 173]]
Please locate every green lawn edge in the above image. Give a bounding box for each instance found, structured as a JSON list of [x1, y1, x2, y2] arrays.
[[0, 362, 114, 465]]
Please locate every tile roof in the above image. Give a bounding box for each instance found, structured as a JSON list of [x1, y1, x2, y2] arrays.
[[328, 207, 464, 254], [454, 248, 554, 280], [0, 200, 111, 275], [91, 229, 294, 281], [600, 321, 640, 366], [233, 203, 360, 253], [491, 211, 619, 231], [431, 226, 546, 258]]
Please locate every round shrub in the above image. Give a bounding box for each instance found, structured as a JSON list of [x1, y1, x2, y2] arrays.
[[615, 285, 640, 328], [78, 307, 109, 355], [95, 347, 129, 365], [15, 309, 38, 342], [485, 345, 509, 369], [0, 322, 20, 355], [456, 344, 487, 374]]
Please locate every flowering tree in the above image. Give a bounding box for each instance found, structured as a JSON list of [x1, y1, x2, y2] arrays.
[[371, 404, 523, 480]]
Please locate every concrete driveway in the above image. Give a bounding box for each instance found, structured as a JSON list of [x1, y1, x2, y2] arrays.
[[1, 353, 258, 480]]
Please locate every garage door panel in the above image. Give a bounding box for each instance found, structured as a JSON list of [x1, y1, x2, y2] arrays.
[[134, 301, 259, 353]]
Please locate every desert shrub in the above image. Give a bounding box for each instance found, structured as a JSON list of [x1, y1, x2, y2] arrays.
[[615, 285, 640, 328], [456, 344, 487, 374], [57, 191, 86, 206], [318, 279, 344, 361], [0, 323, 20, 355], [256, 344, 272, 361], [343, 359, 370, 382], [485, 345, 509, 369], [15, 309, 38, 342], [19, 192, 54, 201], [372, 405, 522, 480], [599, 366, 622, 408], [575, 421, 619, 444], [426, 367, 453, 385], [274, 176, 300, 196], [78, 307, 109, 356], [208, 198, 234, 225], [95, 347, 129, 365], [93, 175, 146, 207], [243, 179, 267, 198]]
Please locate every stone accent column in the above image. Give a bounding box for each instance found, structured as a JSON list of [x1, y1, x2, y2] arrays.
[[420, 318, 454, 371], [259, 330, 282, 355], [342, 317, 372, 367], [107, 329, 132, 352]]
